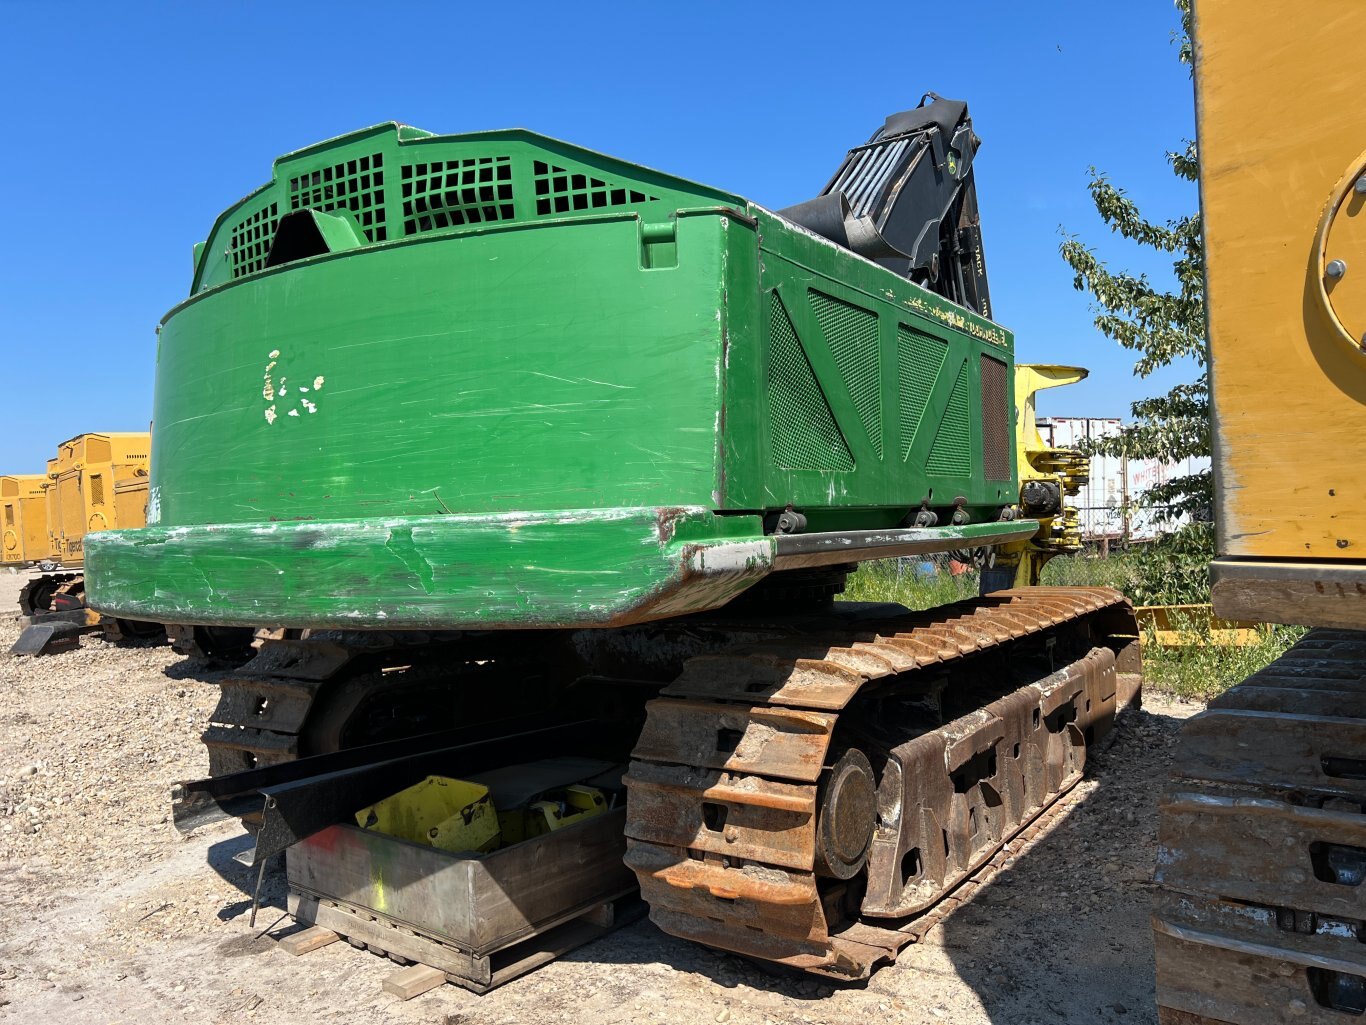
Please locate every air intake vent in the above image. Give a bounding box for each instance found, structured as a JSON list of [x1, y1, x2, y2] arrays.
[[769, 293, 854, 472], [289, 153, 387, 242], [401, 156, 515, 235], [925, 362, 971, 477], [810, 291, 882, 459], [89, 474, 104, 506], [980, 354, 1011, 480], [533, 161, 657, 216], [229, 203, 279, 279], [898, 325, 947, 461]]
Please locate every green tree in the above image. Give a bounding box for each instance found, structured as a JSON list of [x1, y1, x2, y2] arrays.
[[1058, 0, 1210, 603]]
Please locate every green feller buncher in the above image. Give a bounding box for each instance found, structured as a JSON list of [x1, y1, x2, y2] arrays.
[[87, 98, 1141, 981]]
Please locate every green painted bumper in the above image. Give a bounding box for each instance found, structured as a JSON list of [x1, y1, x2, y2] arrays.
[[85, 511, 1037, 630], [85, 507, 773, 629]]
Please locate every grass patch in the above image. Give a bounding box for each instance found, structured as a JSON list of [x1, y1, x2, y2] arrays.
[[840, 556, 979, 610], [840, 553, 1304, 703], [1136, 612, 1305, 703]]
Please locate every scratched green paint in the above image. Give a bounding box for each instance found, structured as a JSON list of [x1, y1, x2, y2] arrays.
[[86, 125, 1022, 628]]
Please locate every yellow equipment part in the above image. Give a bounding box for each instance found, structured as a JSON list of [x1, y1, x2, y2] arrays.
[[1194, 1, 1366, 625], [498, 784, 608, 845], [995, 364, 1091, 586], [354, 775, 501, 855], [1132, 604, 1258, 649], [43, 432, 151, 568], [1, 474, 49, 566]]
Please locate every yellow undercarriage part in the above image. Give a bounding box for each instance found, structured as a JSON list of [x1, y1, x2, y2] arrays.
[[501, 784, 609, 845], [356, 775, 609, 854], [355, 775, 501, 854]]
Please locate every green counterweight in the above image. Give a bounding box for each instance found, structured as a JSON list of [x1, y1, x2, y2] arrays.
[[85, 123, 1032, 628]]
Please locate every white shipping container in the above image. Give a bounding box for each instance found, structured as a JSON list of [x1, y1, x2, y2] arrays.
[[1035, 417, 1209, 543]]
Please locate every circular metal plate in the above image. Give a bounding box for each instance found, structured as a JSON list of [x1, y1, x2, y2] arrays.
[[1315, 152, 1366, 356]]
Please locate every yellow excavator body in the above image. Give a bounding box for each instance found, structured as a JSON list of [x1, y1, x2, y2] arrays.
[[1, 475, 50, 566], [43, 432, 151, 568], [1196, 3, 1366, 626], [1154, 4, 1366, 1021]]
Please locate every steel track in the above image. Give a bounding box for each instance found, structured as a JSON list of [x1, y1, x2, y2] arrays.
[[1155, 628, 1366, 1024], [623, 587, 1141, 978]]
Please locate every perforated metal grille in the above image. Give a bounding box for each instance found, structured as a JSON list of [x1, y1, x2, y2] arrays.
[[401, 156, 515, 235], [4, 505, 13, 527], [898, 325, 947, 461], [980, 355, 1011, 480], [810, 291, 882, 459], [925, 362, 971, 477], [229, 203, 279, 279], [532, 160, 658, 216], [89, 475, 104, 506], [289, 153, 387, 242], [769, 293, 854, 472]]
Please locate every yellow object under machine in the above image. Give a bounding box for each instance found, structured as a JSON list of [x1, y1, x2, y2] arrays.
[[355, 760, 613, 855]]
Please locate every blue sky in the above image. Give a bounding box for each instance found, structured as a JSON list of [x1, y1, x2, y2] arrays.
[[0, 1, 1196, 471]]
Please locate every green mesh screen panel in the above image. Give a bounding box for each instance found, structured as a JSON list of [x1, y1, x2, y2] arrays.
[[401, 156, 515, 235], [809, 291, 882, 460], [897, 325, 948, 461], [533, 160, 658, 216], [925, 361, 972, 477], [769, 293, 854, 472], [289, 153, 387, 242], [229, 203, 279, 279]]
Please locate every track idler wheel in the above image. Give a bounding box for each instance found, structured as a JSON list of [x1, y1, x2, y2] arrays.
[[814, 748, 877, 880]]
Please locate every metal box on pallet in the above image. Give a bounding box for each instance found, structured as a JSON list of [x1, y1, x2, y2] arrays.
[[286, 807, 635, 993]]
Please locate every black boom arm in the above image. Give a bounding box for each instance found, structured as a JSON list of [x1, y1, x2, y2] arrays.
[[780, 93, 992, 318]]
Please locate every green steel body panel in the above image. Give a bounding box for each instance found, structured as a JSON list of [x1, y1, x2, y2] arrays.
[[85, 509, 1035, 629], [87, 123, 1027, 629]]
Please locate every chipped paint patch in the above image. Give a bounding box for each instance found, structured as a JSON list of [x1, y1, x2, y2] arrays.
[[262, 350, 324, 425]]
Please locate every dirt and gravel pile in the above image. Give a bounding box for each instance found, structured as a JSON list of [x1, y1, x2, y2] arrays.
[[0, 568, 1198, 1024]]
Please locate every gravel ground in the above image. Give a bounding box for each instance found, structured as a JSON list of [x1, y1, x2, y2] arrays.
[[0, 566, 1199, 1024]]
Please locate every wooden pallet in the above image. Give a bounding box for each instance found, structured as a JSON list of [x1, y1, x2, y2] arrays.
[[280, 890, 643, 996]]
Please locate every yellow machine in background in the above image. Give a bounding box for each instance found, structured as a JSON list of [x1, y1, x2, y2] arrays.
[[11, 431, 157, 652], [1154, 4, 1366, 1021], [1, 475, 50, 568], [44, 432, 152, 567]]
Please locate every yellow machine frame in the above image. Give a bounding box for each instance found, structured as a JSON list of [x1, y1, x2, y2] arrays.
[[1195, 3, 1366, 628], [43, 432, 152, 567], [1, 475, 50, 566]]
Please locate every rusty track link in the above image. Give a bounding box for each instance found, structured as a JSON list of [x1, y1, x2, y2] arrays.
[[624, 586, 1141, 978], [1154, 629, 1366, 1024]]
